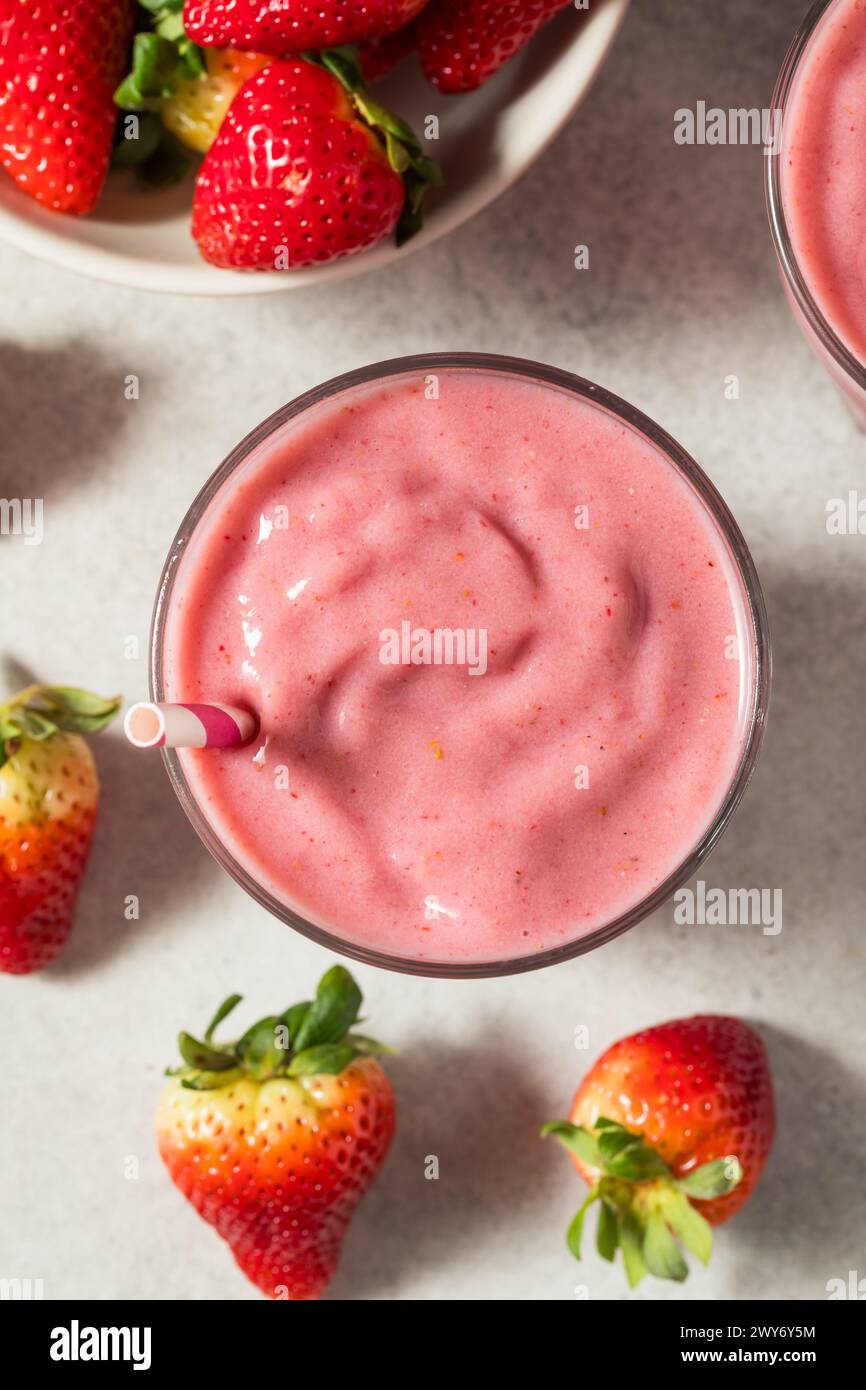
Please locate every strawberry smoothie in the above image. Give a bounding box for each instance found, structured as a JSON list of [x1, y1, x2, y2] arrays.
[[158, 359, 765, 971], [773, 0, 866, 405]]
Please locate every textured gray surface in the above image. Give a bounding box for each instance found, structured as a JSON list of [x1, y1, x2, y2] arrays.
[[1, 0, 864, 1302]]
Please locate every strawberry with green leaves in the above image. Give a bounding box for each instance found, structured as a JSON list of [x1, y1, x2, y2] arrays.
[[0, 0, 135, 213], [0, 686, 120, 974], [191, 49, 440, 268], [542, 1015, 775, 1287], [156, 966, 395, 1300]]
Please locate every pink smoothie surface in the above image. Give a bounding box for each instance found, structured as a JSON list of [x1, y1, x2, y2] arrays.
[[781, 0, 866, 364], [163, 368, 753, 965]]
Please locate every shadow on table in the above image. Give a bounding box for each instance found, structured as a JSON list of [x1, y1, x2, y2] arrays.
[[55, 729, 219, 978], [635, 559, 866, 952], [0, 339, 144, 502], [728, 1023, 866, 1293], [329, 1034, 548, 1300]]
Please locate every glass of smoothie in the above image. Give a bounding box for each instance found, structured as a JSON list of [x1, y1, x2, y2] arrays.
[[766, 0, 866, 426], [151, 354, 770, 977]]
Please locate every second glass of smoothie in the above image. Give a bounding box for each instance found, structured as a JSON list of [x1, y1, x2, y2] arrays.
[[153, 354, 770, 977], [767, 0, 866, 426]]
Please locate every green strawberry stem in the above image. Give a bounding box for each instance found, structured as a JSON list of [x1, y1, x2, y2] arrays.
[[541, 1117, 743, 1288], [113, 3, 204, 184], [0, 685, 121, 761], [169, 966, 394, 1091], [310, 46, 443, 244]]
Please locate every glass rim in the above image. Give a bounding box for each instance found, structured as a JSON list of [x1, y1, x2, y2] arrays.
[[150, 351, 772, 979], [765, 0, 866, 392]]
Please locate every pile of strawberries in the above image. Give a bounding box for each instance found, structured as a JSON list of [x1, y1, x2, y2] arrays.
[[0, 0, 575, 271]]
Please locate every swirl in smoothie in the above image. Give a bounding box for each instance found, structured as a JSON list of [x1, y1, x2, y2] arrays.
[[164, 369, 752, 965]]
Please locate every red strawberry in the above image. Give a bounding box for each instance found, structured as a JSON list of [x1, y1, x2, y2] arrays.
[[0, 0, 135, 214], [358, 23, 419, 83], [542, 1015, 775, 1286], [156, 967, 395, 1300], [0, 686, 120, 974], [191, 52, 440, 269], [417, 0, 572, 93], [184, 0, 428, 54]]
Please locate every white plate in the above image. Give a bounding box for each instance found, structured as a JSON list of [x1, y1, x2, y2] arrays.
[[0, 0, 629, 295]]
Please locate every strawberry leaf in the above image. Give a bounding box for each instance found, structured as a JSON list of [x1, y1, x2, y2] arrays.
[[172, 969, 382, 1086], [605, 1137, 670, 1181], [115, 33, 181, 109], [112, 110, 163, 167], [665, 1190, 713, 1265], [278, 1001, 312, 1048], [291, 966, 362, 1051], [642, 1211, 689, 1282], [180, 1067, 243, 1091], [676, 1156, 742, 1200], [598, 1125, 642, 1161], [115, 10, 205, 112], [177, 1032, 237, 1071], [204, 993, 243, 1043], [316, 45, 365, 94], [0, 686, 120, 741], [288, 1043, 358, 1077], [619, 1209, 648, 1288], [566, 1189, 600, 1260], [540, 1121, 604, 1170], [237, 1016, 285, 1080], [597, 1199, 619, 1262]]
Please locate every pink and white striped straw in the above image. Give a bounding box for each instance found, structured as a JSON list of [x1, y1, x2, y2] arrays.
[[124, 701, 258, 750]]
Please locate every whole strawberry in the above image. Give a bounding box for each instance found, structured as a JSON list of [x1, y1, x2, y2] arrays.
[[542, 1015, 775, 1286], [191, 52, 440, 269], [417, 0, 572, 93], [184, 0, 428, 54], [0, 0, 135, 213], [0, 686, 120, 974], [156, 966, 395, 1299]]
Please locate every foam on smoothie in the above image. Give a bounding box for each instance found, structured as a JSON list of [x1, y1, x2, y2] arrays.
[[163, 369, 752, 964], [781, 0, 866, 364]]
